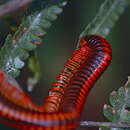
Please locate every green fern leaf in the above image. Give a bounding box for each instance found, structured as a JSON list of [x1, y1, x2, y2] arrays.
[[102, 77, 130, 130], [0, 0, 67, 77], [79, 0, 129, 39]]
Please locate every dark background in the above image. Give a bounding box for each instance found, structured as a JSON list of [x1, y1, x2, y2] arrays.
[[0, 0, 130, 129]]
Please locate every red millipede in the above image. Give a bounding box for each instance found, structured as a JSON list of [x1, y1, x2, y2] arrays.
[[0, 35, 112, 130]]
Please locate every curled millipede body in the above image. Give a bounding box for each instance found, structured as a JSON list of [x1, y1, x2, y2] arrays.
[[0, 35, 112, 130]]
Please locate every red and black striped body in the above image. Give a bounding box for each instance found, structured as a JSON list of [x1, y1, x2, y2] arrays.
[[0, 35, 112, 130]]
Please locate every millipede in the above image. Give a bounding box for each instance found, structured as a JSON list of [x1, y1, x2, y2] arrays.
[[0, 35, 112, 130]]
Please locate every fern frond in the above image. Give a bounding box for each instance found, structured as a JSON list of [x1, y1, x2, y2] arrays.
[[79, 0, 129, 40], [0, 0, 67, 77], [102, 77, 130, 130]]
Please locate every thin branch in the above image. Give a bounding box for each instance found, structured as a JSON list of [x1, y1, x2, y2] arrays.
[[80, 121, 130, 128], [0, 0, 34, 17]]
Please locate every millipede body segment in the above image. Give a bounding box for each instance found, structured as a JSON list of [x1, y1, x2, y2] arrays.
[[0, 35, 112, 130]]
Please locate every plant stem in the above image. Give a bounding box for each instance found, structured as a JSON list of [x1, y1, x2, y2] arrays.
[[80, 121, 130, 128], [0, 0, 34, 17]]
